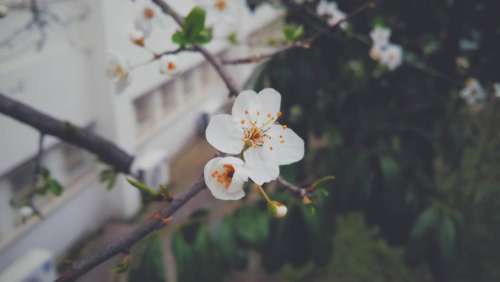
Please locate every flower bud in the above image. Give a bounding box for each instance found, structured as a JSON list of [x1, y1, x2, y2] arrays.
[[269, 201, 288, 218], [129, 29, 145, 47]]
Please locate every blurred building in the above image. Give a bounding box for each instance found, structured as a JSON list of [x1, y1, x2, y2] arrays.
[[0, 0, 280, 276]]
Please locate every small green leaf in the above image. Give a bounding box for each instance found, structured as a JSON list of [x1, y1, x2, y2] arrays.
[[99, 168, 117, 191], [172, 31, 187, 46], [126, 178, 157, 197], [410, 207, 438, 241], [183, 7, 206, 40], [47, 179, 63, 196], [192, 28, 213, 45], [227, 32, 239, 45], [283, 24, 304, 42], [438, 215, 456, 258]]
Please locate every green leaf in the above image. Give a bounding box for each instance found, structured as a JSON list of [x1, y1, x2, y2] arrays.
[[410, 207, 438, 241], [183, 7, 206, 41], [99, 168, 117, 191], [283, 24, 304, 42], [172, 31, 187, 46], [438, 215, 456, 258], [192, 28, 213, 45], [47, 179, 63, 196]]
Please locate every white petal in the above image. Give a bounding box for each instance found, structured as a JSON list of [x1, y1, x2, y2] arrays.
[[269, 124, 305, 165], [232, 90, 259, 124], [244, 147, 279, 185], [204, 157, 246, 200], [134, 18, 152, 38], [206, 114, 244, 154], [257, 88, 281, 126]]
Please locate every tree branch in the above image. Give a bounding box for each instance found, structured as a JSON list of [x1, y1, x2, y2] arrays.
[[151, 0, 240, 96], [0, 93, 134, 174], [56, 179, 206, 282]]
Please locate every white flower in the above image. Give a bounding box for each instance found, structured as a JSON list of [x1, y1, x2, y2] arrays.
[[106, 52, 131, 93], [129, 29, 145, 47], [196, 0, 239, 38], [134, 4, 156, 38], [494, 83, 500, 98], [19, 206, 34, 218], [206, 89, 305, 185], [460, 78, 486, 105], [370, 26, 391, 47], [379, 43, 403, 71], [159, 55, 178, 76], [204, 156, 249, 200], [316, 1, 347, 29]]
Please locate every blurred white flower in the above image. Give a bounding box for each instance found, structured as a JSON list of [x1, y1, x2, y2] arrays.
[[494, 83, 500, 98], [19, 206, 34, 218], [106, 52, 131, 93], [206, 88, 305, 185], [204, 156, 249, 200], [460, 78, 486, 105], [379, 43, 403, 71], [134, 4, 156, 38], [370, 26, 391, 47], [196, 0, 240, 38], [269, 201, 288, 218], [129, 29, 145, 47], [159, 55, 178, 76], [316, 0, 347, 29]]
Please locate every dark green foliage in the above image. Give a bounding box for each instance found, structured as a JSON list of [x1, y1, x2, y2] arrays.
[[172, 7, 212, 47], [129, 234, 167, 282]]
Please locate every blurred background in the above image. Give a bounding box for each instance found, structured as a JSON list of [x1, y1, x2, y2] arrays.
[[1, 0, 500, 281]]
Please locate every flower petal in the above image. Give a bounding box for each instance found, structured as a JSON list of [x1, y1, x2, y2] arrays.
[[244, 147, 279, 185], [269, 124, 305, 165], [232, 90, 259, 125], [206, 114, 244, 154], [204, 157, 246, 200], [257, 88, 281, 127]]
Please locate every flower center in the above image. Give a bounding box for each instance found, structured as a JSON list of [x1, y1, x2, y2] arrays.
[[144, 7, 155, 19], [214, 0, 227, 11], [114, 65, 127, 79], [243, 126, 265, 148], [167, 62, 176, 71], [211, 164, 235, 189]]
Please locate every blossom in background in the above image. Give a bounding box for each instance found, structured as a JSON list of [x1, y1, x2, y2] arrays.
[[134, 3, 156, 39], [370, 26, 391, 47], [206, 88, 305, 185], [460, 78, 486, 105], [106, 52, 131, 93], [19, 206, 34, 218], [204, 156, 249, 200], [379, 43, 403, 71], [369, 26, 403, 71], [159, 55, 178, 76], [494, 83, 500, 98], [129, 29, 146, 47], [316, 0, 347, 29], [196, 0, 240, 39]]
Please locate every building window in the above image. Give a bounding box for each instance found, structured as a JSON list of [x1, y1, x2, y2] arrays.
[[161, 81, 178, 116], [134, 91, 157, 134]]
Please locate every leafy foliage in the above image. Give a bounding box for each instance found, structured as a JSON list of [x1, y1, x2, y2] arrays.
[[172, 7, 212, 47], [128, 234, 166, 282]]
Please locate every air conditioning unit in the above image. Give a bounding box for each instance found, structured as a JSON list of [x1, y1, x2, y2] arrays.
[[0, 249, 56, 282], [131, 149, 170, 191]]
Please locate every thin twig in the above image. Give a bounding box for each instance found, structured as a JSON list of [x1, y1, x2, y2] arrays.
[[277, 176, 310, 197], [222, 0, 374, 65], [56, 179, 206, 282], [151, 0, 240, 96]]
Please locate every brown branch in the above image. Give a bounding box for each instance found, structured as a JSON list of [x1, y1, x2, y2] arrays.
[[56, 179, 206, 282], [0, 93, 134, 174], [151, 0, 240, 96], [277, 176, 311, 198]]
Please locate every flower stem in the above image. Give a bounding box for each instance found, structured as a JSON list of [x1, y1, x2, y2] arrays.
[[255, 184, 272, 204]]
